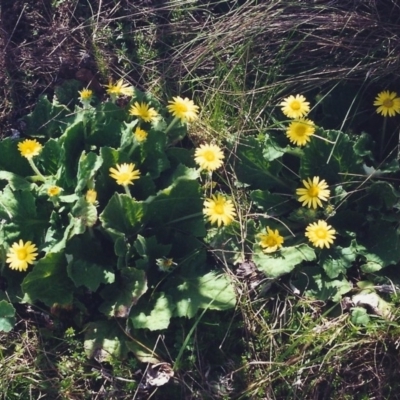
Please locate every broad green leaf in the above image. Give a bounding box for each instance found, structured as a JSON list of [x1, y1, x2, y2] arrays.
[[250, 189, 297, 217], [84, 320, 129, 362], [167, 270, 236, 319], [0, 138, 33, 177], [71, 197, 98, 228], [22, 252, 74, 307], [0, 171, 33, 191], [360, 221, 400, 268], [351, 307, 370, 326], [67, 259, 115, 291], [301, 268, 352, 302], [100, 267, 147, 318], [365, 181, 399, 211], [321, 245, 356, 279], [133, 235, 171, 260], [59, 118, 85, 185], [145, 177, 204, 237], [0, 301, 16, 332], [79, 103, 126, 151], [38, 139, 62, 175], [263, 134, 286, 161], [75, 152, 103, 193], [22, 95, 70, 138], [234, 136, 283, 190], [129, 130, 170, 179], [254, 244, 316, 278], [130, 292, 174, 330], [300, 130, 363, 183], [100, 194, 147, 237]]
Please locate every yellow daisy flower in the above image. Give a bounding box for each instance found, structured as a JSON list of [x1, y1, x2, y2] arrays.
[[194, 144, 224, 171], [6, 240, 39, 272], [203, 194, 236, 227], [305, 220, 336, 249], [280, 94, 310, 119], [156, 257, 177, 272], [373, 90, 400, 117], [85, 189, 97, 204], [78, 88, 93, 107], [47, 186, 62, 197], [258, 227, 284, 253], [286, 118, 315, 146], [167, 96, 199, 122], [129, 102, 158, 122], [109, 163, 141, 186], [296, 177, 330, 209], [134, 127, 148, 142], [105, 79, 133, 98], [17, 139, 43, 159]]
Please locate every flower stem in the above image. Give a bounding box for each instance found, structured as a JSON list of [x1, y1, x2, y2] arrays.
[[28, 159, 46, 181], [379, 116, 388, 160], [165, 116, 179, 134], [123, 185, 132, 197]]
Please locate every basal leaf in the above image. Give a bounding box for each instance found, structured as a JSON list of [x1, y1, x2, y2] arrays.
[[351, 307, 370, 326], [75, 152, 103, 193], [84, 320, 129, 362], [0, 300, 16, 332], [22, 95, 70, 138], [0, 138, 33, 177], [22, 252, 74, 307], [0, 171, 33, 191], [167, 271, 236, 319], [99, 267, 147, 318], [234, 136, 283, 190], [250, 189, 297, 217], [38, 139, 62, 175], [254, 244, 316, 278], [100, 194, 147, 237], [130, 292, 174, 330], [320, 245, 357, 279], [67, 259, 115, 291]]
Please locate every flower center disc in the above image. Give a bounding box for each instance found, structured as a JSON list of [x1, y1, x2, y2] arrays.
[[266, 237, 277, 246], [16, 249, 27, 260], [383, 99, 394, 107], [308, 187, 319, 197], [296, 126, 306, 136], [315, 228, 327, 239], [291, 101, 301, 110], [214, 204, 225, 214], [204, 150, 215, 161]]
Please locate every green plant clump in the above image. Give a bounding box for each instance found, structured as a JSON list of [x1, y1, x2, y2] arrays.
[[0, 82, 236, 363]]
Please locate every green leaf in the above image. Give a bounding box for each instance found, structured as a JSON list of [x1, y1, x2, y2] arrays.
[[167, 270, 236, 318], [234, 136, 283, 190], [59, 117, 85, 185], [100, 194, 147, 237], [99, 267, 147, 318], [145, 175, 204, 237], [22, 252, 74, 307], [38, 139, 62, 175], [351, 307, 370, 326], [254, 244, 316, 278], [0, 138, 33, 177], [0, 171, 33, 191], [71, 197, 98, 228], [360, 221, 400, 268], [22, 95, 71, 138], [366, 181, 399, 211], [263, 134, 286, 161], [67, 259, 115, 291], [84, 320, 129, 362], [130, 292, 174, 330], [250, 189, 297, 217], [75, 152, 103, 193], [134, 235, 171, 260], [321, 245, 357, 279], [0, 300, 16, 332], [300, 130, 363, 183]]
